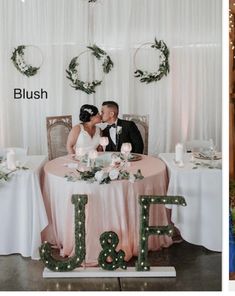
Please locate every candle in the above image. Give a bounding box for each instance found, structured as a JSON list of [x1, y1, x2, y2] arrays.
[[175, 143, 184, 163], [7, 149, 16, 170]]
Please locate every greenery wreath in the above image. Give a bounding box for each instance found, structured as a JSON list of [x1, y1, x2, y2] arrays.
[[134, 38, 170, 84], [11, 45, 43, 77], [66, 44, 113, 94]]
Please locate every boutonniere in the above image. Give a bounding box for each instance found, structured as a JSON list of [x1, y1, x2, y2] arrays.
[[117, 126, 122, 135]]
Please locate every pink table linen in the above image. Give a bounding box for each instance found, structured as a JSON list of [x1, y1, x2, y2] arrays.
[[42, 154, 172, 266]]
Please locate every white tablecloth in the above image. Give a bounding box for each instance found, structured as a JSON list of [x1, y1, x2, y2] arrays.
[[159, 153, 222, 252], [0, 155, 48, 259]]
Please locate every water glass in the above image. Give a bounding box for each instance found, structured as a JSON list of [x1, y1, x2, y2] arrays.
[[121, 143, 132, 168], [209, 141, 216, 168], [99, 137, 109, 152]]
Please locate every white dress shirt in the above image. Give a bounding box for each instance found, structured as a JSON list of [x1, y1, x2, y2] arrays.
[[109, 120, 118, 144]]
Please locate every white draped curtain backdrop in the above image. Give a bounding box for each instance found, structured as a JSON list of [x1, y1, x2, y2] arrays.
[[0, 0, 222, 155]]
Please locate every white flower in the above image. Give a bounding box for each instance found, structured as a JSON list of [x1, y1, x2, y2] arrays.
[[84, 108, 93, 115], [129, 173, 135, 183], [72, 73, 77, 81], [117, 126, 122, 135], [83, 83, 89, 89], [95, 170, 107, 183], [142, 73, 149, 78], [16, 54, 21, 62], [19, 64, 25, 71], [111, 156, 122, 167], [109, 169, 119, 180]]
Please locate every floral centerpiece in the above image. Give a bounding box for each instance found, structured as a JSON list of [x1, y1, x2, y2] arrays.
[[65, 166, 144, 184], [66, 151, 144, 185], [0, 165, 29, 183], [65, 152, 144, 184]]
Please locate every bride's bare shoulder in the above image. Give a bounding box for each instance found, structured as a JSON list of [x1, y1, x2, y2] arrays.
[[69, 124, 81, 136], [72, 124, 81, 131]]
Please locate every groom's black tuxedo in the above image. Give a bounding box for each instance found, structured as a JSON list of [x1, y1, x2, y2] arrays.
[[102, 118, 144, 154]]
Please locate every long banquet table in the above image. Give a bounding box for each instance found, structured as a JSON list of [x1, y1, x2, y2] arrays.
[[0, 155, 48, 259], [42, 153, 173, 265], [159, 153, 222, 252]]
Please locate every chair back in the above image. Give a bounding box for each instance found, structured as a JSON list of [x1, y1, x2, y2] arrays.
[[185, 140, 211, 152], [123, 114, 149, 155], [46, 115, 72, 160]]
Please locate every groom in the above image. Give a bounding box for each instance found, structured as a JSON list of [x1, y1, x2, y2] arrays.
[[101, 101, 144, 153]]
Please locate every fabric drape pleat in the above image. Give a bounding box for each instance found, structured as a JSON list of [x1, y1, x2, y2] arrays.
[[0, 0, 221, 155]]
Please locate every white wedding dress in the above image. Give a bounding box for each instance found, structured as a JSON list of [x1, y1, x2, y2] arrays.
[[75, 124, 100, 154]]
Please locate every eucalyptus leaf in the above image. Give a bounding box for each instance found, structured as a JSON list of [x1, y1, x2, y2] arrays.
[[134, 38, 170, 84], [66, 44, 113, 94]]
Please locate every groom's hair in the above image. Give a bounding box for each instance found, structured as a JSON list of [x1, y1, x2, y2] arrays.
[[102, 101, 119, 116]]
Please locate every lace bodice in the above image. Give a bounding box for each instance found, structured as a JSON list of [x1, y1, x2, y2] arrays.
[[75, 124, 100, 153]]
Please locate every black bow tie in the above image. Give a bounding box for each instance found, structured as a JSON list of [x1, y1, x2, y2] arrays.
[[107, 124, 116, 129]]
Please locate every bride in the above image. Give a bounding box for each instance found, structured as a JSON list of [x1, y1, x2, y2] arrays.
[[66, 104, 102, 155]]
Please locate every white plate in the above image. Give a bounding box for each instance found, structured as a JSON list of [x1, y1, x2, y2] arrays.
[[193, 152, 222, 160]]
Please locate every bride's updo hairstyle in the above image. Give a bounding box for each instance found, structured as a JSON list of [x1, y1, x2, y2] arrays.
[[79, 104, 99, 123]]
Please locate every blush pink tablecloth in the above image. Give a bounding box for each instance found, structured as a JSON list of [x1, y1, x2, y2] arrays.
[[42, 153, 172, 265]]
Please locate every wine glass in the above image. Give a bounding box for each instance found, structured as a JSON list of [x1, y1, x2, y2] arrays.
[[88, 149, 98, 168], [99, 137, 109, 152], [75, 147, 86, 161], [209, 139, 216, 168], [121, 143, 132, 168]]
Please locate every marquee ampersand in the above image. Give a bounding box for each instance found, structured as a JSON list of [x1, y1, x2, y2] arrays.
[[98, 231, 127, 270]]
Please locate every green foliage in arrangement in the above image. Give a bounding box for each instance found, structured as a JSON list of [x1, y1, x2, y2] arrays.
[[134, 38, 170, 84], [66, 44, 113, 94]]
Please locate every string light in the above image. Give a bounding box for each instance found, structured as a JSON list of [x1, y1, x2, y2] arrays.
[[229, 4, 235, 60], [136, 195, 187, 271], [40, 195, 87, 272], [41, 195, 188, 273], [98, 231, 127, 270]]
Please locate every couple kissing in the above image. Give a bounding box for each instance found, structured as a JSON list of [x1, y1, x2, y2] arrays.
[[66, 100, 144, 155]]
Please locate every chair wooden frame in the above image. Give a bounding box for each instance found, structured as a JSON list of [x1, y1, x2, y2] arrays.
[[123, 114, 149, 155], [46, 115, 72, 160]]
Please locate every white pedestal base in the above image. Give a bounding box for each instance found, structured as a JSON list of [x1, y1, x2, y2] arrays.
[[43, 266, 176, 278]]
